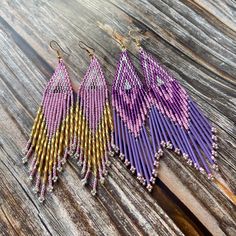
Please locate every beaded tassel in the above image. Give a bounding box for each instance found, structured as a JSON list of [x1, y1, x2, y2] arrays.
[[73, 56, 113, 195], [112, 49, 158, 192], [139, 48, 219, 180], [22, 59, 74, 202]]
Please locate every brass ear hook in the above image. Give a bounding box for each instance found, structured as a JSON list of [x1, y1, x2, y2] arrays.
[[78, 41, 95, 57], [49, 40, 69, 59], [112, 30, 126, 50], [128, 29, 141, 47]]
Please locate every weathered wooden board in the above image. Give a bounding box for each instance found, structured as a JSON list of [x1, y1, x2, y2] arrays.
[[0, 0, 235, 235]]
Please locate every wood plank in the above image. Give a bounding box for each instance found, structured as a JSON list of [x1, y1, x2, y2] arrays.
[[0, 0, 235, 235]]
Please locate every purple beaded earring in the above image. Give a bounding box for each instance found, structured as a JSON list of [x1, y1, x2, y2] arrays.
[[112, 34, 158, 192], [73, 41, 113, 195], [129, 30, 219, 180], [22, 40, 74, 202]]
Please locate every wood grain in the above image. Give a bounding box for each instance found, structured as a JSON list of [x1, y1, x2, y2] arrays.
[[0, 0, 235, 235]]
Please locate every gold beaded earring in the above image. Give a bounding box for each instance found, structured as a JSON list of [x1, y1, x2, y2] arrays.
[[22, 40, 75, 202]]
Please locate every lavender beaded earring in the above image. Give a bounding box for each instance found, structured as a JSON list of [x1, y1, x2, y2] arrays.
[[129, 30, 219, 180], [112, 34, 158, 192], [22, 41, 74, 202], [73, 41, 113, 195]]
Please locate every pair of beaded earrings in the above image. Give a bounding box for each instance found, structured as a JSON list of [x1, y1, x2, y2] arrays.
[[22, 31, 219, 202], [112, 32, 218, 192], [22, 40, 113, 202]]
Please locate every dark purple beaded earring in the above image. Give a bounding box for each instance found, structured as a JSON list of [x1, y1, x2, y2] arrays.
[[129, 29, 219, 181], [111, 32, 159, 192]]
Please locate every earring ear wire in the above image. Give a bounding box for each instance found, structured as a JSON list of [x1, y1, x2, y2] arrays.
[[128, 29, 141, 48], [78, 41, 95, 57], [50, 40, 69, 59], [112, 30, 126, 50]]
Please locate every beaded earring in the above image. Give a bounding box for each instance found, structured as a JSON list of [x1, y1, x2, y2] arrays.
[[22, 40, 74, 202], [73, 41, 113, 195], [129, 30, 219, 180], [111, 32, 158, 192]]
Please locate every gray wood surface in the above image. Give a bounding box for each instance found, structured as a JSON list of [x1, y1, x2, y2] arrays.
[[0, 0, 236, 235]]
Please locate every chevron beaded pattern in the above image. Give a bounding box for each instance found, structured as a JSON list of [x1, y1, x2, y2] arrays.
[[112, 50, 160, 192], [73, 56, 113, 195], [22, 59, 74, 202], [140, 48, 219, 179]]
